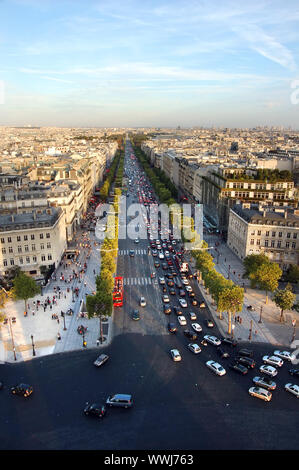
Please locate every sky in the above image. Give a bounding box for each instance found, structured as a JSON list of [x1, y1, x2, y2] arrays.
[[0, 0, 299, 128]]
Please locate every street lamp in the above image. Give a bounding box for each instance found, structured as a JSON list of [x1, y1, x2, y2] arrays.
[[248, 320, 253, 341], [61, 311, 67, 331], [258, 306, 263, 323], [291, 319, 296, 344], [31, 334, 36, 356], [7, 318, 17, 361]]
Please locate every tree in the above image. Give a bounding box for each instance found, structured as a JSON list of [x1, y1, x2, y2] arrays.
[[86, 283, 113, 343], [12, 272, 40, 312], [218, 286, 244, 335], [285, 264, 299, 284], [273, 287, 296, 322], [243, 253, 270, 282], [249, 262, 282, 303]]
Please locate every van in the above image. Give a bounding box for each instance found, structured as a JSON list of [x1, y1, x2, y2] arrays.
[[106, 394, 133, 408]]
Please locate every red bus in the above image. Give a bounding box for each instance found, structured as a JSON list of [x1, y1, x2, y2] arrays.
[[113, 276, 123, 307]]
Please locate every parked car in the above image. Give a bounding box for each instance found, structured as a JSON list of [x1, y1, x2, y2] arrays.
[[222, 338, 238, 347], [237, 356, 256, 368], [217, 347, 230, 359], [139, 297, 146, 307], [93, 354, 109, 367], [84, 403, 106, 418], [252, 376, 276, 391], [259, 365, 278, 377], [229, 363, 248, 375], [263, 355, 283, 367], [168, 323, 177, 333], [191, 323, 202, 333], [188, 343, 201, 354], [11, 383, 33, 397], [170, 349, 182, 362], [238, 349, 254, 358], [184, 330, 198, 341], [204, 335, 221, 346], [248, 387, 272, 402], [206, 360, 226, 376], [289, 368, 299, 377], [132, 309, 140, 321], [274, 350, 293, 361], [106, 394, 133, 408], [284, 383, 299, 398]]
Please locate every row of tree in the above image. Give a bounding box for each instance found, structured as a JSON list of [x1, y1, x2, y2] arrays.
[[99, 145, 125, 201], [192, 242, 244, 335], [243, 253, 297, 322]]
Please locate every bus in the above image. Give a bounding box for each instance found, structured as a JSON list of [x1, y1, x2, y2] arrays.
[[113, 276, 123, 307]]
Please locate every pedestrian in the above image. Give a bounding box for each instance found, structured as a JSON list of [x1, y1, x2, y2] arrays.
[[57, 318, 60, 324]]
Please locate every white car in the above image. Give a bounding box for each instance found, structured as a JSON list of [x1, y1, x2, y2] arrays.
[[263, 355, 284, 367], [170, 349, 181, 362], [206, 360, 226, 376], [189, 312, 197, 321], [139, 297, 146, 307], [188, 343, 201, 354], [178, 316, 187, 326], [259, 365, 278, 377], [162, 295, 170, 303], [185, 285, 192, 292], [164, 251, 170, 256], [204, 335, 221, 346], [248, 387, 272, 402], [158, 252, 164, 259], [159, 277, 165, 284], [284, 383, 299, 398], [182, 279, 189, 285], [178, 298, 188, 308], [191, 323, 202, 332], [274, 350, 293, 362]]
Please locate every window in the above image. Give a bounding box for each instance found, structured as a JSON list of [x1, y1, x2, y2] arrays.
[[250, 239, 254, 245], [47, 254, 52, 260], [265, 240, 269, 247], [277, 241, 281, 248], [23, 235, 27, 241], [31, 234, 35, 240], [17, 236, 21, 241], [10, 259, 14, 266], [40, 233, 44, 239], [272, 232, 276, 237], [40, 243, 44, 250], [278, 232, 282, 238], [41, 255, 46, 262], [47, 242, 51, 249], [3, 259, 7, 266], [286, 242, 290, 248], [7, 237, 11, 243], [0, 238, 4, 244], [287, 233, 291, 238], [292, 242, 296, 249], [19, 258, 23, 264], [32, 256, 37, 263], [17, 246, 22, 253], [26, 256, 30, 264], [271, 240, 275, 248], [257, 230, 261, 236], [46, 233, 50, 239], [266, 231, 269, 237], [294, 233, 297, 239], [32, 244, 36, 251], [1, 247, 6, 254], [256, 239, 261, 246], [8, 247, 13, 253]]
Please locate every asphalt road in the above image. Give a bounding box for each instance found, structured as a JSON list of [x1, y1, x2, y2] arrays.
[[0, 141, 298, 451]]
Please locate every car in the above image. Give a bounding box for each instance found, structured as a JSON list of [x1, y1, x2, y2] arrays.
[[162, 294, 170, 303], [167, 280, 174, 287], [84, 403, 106, 418], [188, 291, 195, 298], [222, 338, 238, 347], [178, 298, 187, 308], [159, 252, 165, 259], [168, 322, 177, 333], [93, 354, 109, 367], [259, 364, 278, 377], [185, 285, 192, 292], [163, 305, 171, 314], [184, 330, 198, 341], [11, 383, 33, 397], [132, 309, 140, 321], [170, 349, 182, 362], [166, 273, 174, 279], [139, 297, 146, 307], [169, 287, 176, 295], [217, 347, 230, 359], [129, 250, 135, 257], [173, 306, 182, 315], [237, 356, 256, 368], [191, 299, 198, 306], [154, 261, 160, 268], [203, 335, 221, 346], [252, 376, 277, 391], [178, 316, 187, 326], [248, 387, 272, 402], [162, 263, 168, 270], [191, 322, 202, 332], [134, 238, 139, 244], [182, 279, 189, 285], [229, 363, 248, 375], [284, 383, 299, 398], [238, 349, 254, 358], [106, 394, 133, 408], [273, 350, 293, 362], [152, 250, 157, 257], [199, 302, 206, 308], [189, 312, 197, 321], [247, 305, 255, 311], [205, 319, 214, 328], [289, 368, 299, 377], [188, 343, 201, 354], [179, 289, 186, 297], [206, 360, 226, 376], [263, 355, 284, 367]]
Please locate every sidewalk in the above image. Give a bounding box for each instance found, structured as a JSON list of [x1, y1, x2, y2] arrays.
[[187, 239, 299, 347], [0, 229, 113, 363]]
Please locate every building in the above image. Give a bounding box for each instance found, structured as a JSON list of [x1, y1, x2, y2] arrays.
[[227, 203, 299, 271], [0, 208, 66, 280]]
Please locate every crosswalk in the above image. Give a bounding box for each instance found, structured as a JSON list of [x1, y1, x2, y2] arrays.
[[118, 249, 148, 255], [123, 277, 155, 286]]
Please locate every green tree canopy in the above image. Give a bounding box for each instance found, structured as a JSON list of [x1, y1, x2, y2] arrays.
[[12, 272, 40, 311], [273, 287, 296, 322]]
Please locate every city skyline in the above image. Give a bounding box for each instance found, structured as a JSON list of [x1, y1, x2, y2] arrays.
[[0, 0, 299, 127]]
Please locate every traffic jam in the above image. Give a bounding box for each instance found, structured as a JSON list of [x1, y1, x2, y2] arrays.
[[121, 142, 299, 403]]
